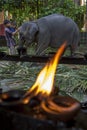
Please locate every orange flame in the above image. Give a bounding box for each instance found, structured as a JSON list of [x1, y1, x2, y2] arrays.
[[25, 42, 66, 99]]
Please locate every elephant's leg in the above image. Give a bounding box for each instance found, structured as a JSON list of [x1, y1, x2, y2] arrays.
[[29, 34, 50, 67], [69, 44, 77, 57], [69, 30, 79, 57], [36, 33, 50, 55], [36, 43, 48, 55]]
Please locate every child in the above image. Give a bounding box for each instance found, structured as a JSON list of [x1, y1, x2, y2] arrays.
[[4, 19, 19, 55], [10, 21, 16, 32]]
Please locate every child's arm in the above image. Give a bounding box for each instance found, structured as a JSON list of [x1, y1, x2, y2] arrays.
[[12, 27, 20, 35]]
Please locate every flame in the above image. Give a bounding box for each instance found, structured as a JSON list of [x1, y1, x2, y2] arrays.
[[25, 42, 66, 99]]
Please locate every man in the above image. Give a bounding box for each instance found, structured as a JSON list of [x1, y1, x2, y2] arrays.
[[4, 19, 19, 55]]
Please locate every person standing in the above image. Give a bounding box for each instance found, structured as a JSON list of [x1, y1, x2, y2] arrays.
[[4, 19, 19, 55]]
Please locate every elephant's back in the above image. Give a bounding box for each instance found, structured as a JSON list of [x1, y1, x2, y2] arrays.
[[37, 14, 79, 48], [37, 14, 78, 35], [44, 14, 77, 34], [45, 14, 79, 47]]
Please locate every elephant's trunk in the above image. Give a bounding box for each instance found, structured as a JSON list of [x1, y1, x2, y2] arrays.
[[17, 38, 27, 57]]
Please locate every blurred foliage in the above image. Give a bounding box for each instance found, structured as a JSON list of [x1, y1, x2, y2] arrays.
[[39, 0, 85, 30], [0, 0, 86, 29], [56, 65, 87, 93], [0, 45, 87, 101], [0, 61, 87, 101]]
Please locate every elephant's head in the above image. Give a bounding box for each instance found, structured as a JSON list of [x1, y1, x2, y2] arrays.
[[18, 21, 38, 56]]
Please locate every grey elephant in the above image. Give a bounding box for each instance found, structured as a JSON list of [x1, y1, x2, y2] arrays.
[[18, 14, 80, 56]]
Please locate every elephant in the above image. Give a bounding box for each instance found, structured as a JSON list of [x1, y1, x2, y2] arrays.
[[18, 14, 80, 56]]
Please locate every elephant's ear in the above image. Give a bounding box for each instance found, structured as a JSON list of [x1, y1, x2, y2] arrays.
[[27, 22, 39, 42]]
